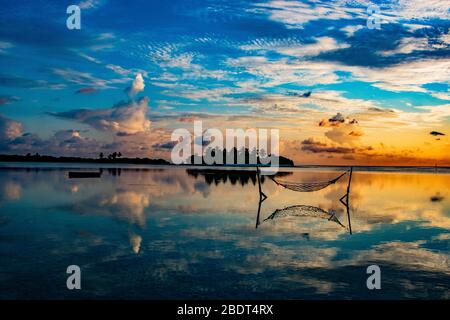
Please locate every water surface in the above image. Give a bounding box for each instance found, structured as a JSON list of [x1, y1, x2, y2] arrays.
[[0, 164, 449, 299]]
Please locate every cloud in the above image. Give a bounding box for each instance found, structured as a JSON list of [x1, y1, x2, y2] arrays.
[[0, 95, 20, 105], [0, 74, 63, 89], [319, 113, 358, 126], [340, 25, 364, 37], [226, 57, 341, 87], [301, 138, 355, 154], [430, 92, 450, 101], [0, 114, 22, 141], [75, 87, 98, 94], [0, 74, 156, 157], [150, 46, 231, 81], [44, 130, 102, 155], [252, 0, 449, 30], [50, 97, 151, 135], [53, 68, 109, 88], [318, 113, 361, 144], [240, 36, 350, 58], [354, 58, 450, 93], [0, 41, 13, 54], [152, 141, 177, 150], [126, 73, 145, 97], [78, 0, 106, 10], [430, 131, 445, 136], [250, 0, 364, 29], [325, 125, 363, 144], [0, 115, 105, 157], [400, 104, 450, 125], [329, 113, 346, 123], [319, 112, 357, 127], [387, 0, 450, 20], [348, 130, 363, 137], [379, 37, 433, 56], [106, 64, 132, 76], [366, 107, 396, 114], [228, 53, 450, 94]]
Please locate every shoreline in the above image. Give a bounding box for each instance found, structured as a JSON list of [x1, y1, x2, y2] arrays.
[[0, 161, 449, 173]]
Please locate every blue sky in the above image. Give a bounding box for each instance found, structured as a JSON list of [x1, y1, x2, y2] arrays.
[[0, 0, 449, 165]]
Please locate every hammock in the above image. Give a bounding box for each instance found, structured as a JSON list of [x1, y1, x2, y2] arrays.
[[264, 205, 346, 229], [270, 171, 348, 192]]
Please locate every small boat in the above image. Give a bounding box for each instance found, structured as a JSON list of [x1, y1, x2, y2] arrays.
[[68, 171, 102, 179]]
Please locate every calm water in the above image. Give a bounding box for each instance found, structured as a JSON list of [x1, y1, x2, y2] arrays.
[[0, 164, 449, 299]]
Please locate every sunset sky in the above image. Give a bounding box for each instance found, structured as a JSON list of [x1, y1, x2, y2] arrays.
[[0, 0, 449, 165]]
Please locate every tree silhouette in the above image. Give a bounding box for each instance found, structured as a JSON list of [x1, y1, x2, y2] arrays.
[[187, 147, 293, 166]]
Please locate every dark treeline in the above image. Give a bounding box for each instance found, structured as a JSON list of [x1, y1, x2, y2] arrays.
[[0, 148, 294, 167], [188, 147, 294, 166], [0, 153, 170, 165]]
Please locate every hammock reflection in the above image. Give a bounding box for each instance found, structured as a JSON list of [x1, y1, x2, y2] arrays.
[[256, 200, 353, 234], [256, 167, 353, 234], [264, 205, 348, 230]]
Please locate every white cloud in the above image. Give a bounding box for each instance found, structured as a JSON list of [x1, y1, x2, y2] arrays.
[[227, 56, 341, 87], [251, 0, 449, 33], [340, 25, 364, 37], [0, 118, 108, 157], [379, 36, 448, 56], [106, 64, 131, 76], [228, 52, 450, 94], [150, 46, 230, 81], [414, 104, 450, 123], [358, 58, 450, 92], [79, 53, 102, 64], [78, 0, 104, 10], [0, 114, 22, 141], [241, 90, 377, 115], [430, 92, 450, 101], [52, 97, 151, 135], [241, 37, 350, 57], [250, 0, 364, 29], [403, 23, 433, 32], [127, 73, 145, 97], [0, 41, 13, 54], [388, 0, 450, 20], [53, 68, 110, 88], [440, 33, 450, 45]]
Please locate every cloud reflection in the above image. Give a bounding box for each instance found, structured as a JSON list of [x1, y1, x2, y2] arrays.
[[1, 167, 449, 298]]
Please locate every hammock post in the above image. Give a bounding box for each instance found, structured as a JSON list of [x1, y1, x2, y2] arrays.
[[255, 166, 267, 229], [256, 167, 267, 202], [255, 195, 263, 229], [347, 167, 353, 197], [339, 167, 353, 234]]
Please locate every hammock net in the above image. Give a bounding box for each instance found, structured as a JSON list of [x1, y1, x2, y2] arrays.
[[270, 171, 348, 192], [264, 205, 346, 229]]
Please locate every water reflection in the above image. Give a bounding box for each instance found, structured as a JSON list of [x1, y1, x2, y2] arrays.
[[255, 167, 353, 234], [0, 166, 449, 299], [186, 168, 292, 186]]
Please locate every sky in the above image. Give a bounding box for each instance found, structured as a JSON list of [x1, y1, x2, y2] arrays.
[[0, 0, 449, 165]]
